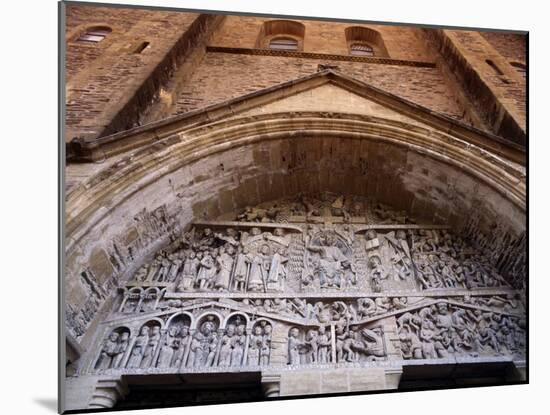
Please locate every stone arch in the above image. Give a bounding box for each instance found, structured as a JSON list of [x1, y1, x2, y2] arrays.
[[123, 319, 163, 370], [193, 312, 222, 331], [65, 110, 525, 347], [140, 318, 164, 330], [223, 312, 249, 329], [345, 26, 389, 57], [256, 20, 306, 50], [140, 287, 160, 313], [119, 287, 143, 313], [165, 311, 193, 329], [253, 317, 275, 328]]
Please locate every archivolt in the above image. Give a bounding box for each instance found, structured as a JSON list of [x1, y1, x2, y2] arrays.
[[66, 111, 526, 252]]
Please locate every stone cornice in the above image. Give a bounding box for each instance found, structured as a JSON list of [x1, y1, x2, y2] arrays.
[[205, 46, 437, 68]]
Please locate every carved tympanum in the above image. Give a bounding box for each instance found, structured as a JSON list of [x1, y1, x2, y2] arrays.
[[83, 193, 524, 377]]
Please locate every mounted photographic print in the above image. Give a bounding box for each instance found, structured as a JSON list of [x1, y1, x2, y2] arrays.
[[60, 0, 527, 412]]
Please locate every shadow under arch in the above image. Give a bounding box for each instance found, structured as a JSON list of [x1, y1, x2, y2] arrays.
[[66, 111, 525, 250]]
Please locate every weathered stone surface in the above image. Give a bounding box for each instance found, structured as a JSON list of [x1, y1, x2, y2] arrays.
[[62, 4, 526, 412]]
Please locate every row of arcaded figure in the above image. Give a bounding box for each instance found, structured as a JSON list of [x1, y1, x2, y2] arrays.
[[95, 317, 273, 371]]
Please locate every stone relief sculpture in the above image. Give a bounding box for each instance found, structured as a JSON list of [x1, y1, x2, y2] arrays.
[[156, 315, 191, 369], [126, 325, 151, 368], [304, 230, 353, 290], [189, 316, 219, 368], [81, 193, 524, 379], [335, 324, 386, 363], [396, 302, 525, 360], [176, 251, 200, 292], [95, 327, 130, 370], [286, 326, 333, 365]]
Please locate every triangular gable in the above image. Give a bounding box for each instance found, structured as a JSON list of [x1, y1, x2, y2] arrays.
[[69, 70, 525, 164], [103, 299, 308, 327]]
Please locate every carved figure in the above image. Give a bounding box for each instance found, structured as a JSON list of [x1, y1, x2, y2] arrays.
[[305, 329, 319, 363], [127, 326, 150, 368], [288, 327, 305, 365], [218, 324, 235, 367], [214, 246, 234, 291], [177, 251, 200, 292], [248, 325, 263, 365], [306, 232, 348, 288], [233, 247, 252, 292], [95, 332, 120, 370], [260, 323, 272, 366], [267, 247, 288, 291], [157, 326, 180, 368], [196, 252, 216, 290], [140, 326, 161, 368], [317, 325, 331, 363], [231, 325, 246, 367], [248, 245, 271, 292]]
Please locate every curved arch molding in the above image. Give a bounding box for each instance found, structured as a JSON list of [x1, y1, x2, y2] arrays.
[[65, 111, 526, 348]]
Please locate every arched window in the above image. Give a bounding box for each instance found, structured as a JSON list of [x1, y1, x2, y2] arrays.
[[510, 62, 526, 79], [269, 37, 299, 51], [77, 26, 111, 43], [257, 20, 305, 51], [350, 43, 375, 57], [345, 26, 389, 58]]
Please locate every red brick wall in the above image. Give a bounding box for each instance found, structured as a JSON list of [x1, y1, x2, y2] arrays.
[[65, 5, 144, 79], [171, 52, 464, 120], [429, 30, 526, 144], [65, 5, 202, 142], [210, 16, 436, 61], [64, 6, 526, 146], [481, 32, 527, 64]]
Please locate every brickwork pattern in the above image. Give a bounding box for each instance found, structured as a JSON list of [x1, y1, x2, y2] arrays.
[[172, 52, 464, 120], [65, 5, 144, 79], [210, 16, 436, 62], [447, 30, 526, 138], [64, 7, 526, 145], [65, 5, 200, 141], [481, 32, 527, 64]]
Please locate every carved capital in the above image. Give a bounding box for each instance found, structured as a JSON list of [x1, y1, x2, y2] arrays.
[[88, 377, 128, 409]]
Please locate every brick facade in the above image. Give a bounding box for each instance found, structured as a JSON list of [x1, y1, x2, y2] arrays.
[[64, 5, 526, 149], [170, 52, 464, 120]]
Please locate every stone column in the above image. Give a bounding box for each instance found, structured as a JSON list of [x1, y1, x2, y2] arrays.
[[88, 377, 128, 409], [330, 324, 337, 363], [261, 373, 281, 398], [243, 328, 251, 366]]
